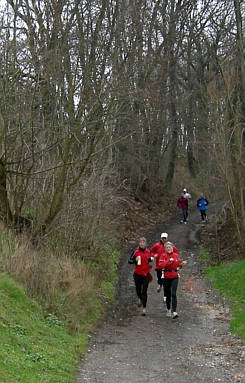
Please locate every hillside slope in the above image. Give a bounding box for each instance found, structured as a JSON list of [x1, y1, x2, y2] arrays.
[[0, 275, 86, 383]]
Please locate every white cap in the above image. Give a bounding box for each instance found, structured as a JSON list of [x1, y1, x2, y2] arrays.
[[161, 232, 168, 238], [183, 188, 187, 192]]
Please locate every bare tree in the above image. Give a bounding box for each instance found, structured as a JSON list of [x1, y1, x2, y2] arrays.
[[0, 0, 118, 236]]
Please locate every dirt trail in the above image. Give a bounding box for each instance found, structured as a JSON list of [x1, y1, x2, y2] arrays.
[[77, 204, 245, 383]]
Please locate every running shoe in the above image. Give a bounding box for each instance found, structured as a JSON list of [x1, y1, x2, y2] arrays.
[[166, 309, 172, 317]]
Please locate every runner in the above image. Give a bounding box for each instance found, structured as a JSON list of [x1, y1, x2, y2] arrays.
[[183, 188, 191, 221], [150, 233, 168, 293], [150, 233, 178, 298], [160, 241, 187, 319], [133, 237, 153, 316], [177, 193, 189, 224], [183, 188, 191, 201], [197, 193, 209, 222]]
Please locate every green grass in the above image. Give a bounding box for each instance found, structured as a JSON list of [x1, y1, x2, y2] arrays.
[[98, 245, 120, 302], [205, 259, 245, 340], [0, 226, 121, 382], [198, 246, 212, 265], [0, 274, 87, 383]]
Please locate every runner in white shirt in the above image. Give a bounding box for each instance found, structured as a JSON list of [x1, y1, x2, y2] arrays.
[[183, 188, 191, 200], [183, 188, 191, 221]]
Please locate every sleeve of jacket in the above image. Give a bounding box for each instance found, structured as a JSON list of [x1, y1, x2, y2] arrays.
[[177, 259, 183, 269], [150, 243, 158, 256], [133, 249, 139, 260]]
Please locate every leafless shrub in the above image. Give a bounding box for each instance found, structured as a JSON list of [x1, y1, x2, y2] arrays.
[[42, 165, 124, 258]]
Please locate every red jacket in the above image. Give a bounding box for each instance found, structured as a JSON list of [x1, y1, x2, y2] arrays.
[[133, 248, 152, 277], [150, 241, 178, 270], [177, 196, 188, 210], [160, 251, 182, 279]]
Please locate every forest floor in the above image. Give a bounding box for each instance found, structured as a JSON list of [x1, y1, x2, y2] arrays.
[[77, 202, 245, 383]]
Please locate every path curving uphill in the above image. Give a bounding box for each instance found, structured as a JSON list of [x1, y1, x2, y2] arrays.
[[77, 203, 245, 383]]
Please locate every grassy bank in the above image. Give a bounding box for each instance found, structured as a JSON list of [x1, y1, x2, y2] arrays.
[[0, 275, 87, 383], [204, 258, 245, 340], [0, 226, 121, 382]]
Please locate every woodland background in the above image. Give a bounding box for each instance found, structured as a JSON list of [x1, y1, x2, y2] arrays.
[[0, 0, 245, 330]]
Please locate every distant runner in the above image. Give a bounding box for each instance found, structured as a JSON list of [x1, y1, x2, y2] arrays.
[[183, 188, 191, 201], [177, 193, 189, 224], [197, 193, 209, 222], [183, 188, 191, 221]]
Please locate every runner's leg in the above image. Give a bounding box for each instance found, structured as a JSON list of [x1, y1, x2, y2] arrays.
[[164, 279, 171, 310], [171, 278, 179, 313], [183, 209, 187, 222], [156, 269, 163, 286], [162, 277, 167, 301], [133, 273, 142, 302], [141, 274, 149, 308]]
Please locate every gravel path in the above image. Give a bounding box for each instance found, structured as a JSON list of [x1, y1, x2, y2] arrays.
[[77, 204, 245, 383]]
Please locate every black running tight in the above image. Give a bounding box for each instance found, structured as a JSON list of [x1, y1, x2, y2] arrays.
[[133, 273, 149, 308], [164, 278, 179, 312]]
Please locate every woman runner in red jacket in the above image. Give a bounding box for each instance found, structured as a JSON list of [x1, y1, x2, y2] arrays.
[[160, 242, 187, 319], [150, 233, 178, 299], [133, 237, 153, 316]]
